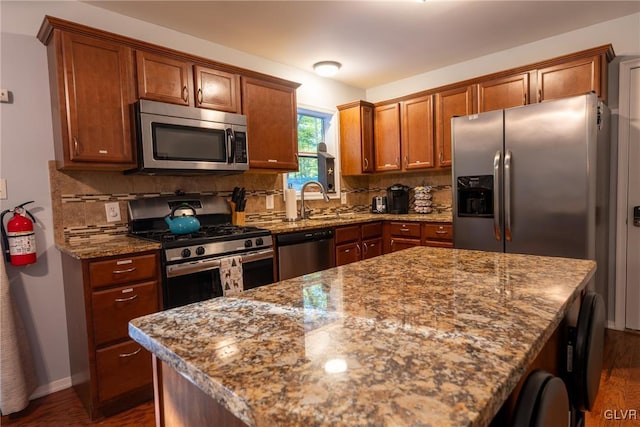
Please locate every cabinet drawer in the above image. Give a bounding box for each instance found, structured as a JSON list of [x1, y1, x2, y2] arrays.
[[89, 254, 157, 288], [96, 339, 152, 402], [424, 240, 454, 248], [388, 222, 421, 238], [389, 237, 421, 253], [334, 225, 360, 244], [422, 223, 453, 241], [361, 222, 382, 240], [92, 281, 159, 346]]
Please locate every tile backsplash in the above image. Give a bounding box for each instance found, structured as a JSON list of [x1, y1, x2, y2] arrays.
[[48, 161, 452, 244]]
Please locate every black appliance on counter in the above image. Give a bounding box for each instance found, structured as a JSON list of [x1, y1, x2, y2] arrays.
[[386, 184, 410, 214], [128, 194, 274, 309]]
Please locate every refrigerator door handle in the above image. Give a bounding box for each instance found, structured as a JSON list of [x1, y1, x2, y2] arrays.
[[493, 150, 502, 241], [504, 150, 513, 242]]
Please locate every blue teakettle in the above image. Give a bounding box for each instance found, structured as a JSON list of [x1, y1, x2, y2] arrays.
[[164, 204, 201, 235]]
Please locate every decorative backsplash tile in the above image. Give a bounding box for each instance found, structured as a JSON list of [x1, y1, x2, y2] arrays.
[[48, 161, 453, 243]]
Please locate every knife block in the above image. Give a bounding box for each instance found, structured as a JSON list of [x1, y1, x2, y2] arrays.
[[229, 202, 245, 225]]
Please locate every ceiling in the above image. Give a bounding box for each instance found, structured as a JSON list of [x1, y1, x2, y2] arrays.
[[86, 1, 640, 89]]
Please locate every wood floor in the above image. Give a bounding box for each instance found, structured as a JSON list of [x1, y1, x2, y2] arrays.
[[2, 329, 638, 426]]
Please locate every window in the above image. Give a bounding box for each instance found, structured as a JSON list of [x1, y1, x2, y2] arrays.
[[285, 108, 337, 196]]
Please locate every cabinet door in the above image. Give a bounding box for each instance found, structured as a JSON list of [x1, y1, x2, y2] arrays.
[[389, 237, 421, 253], [478, 73, 529, 112], [339, 102, 375, 175], [362, 238, 383, 259], [336, 242, 361, 266], [374, 103, 401, 171], [60, 32, 136, 166], [435, 85, 476, 168], [135, 50, 191, 106], [241, 77, 298, 170], [194, 65, 240, 112], [536, 56, 601, 102], [401, 95, 434, 170]]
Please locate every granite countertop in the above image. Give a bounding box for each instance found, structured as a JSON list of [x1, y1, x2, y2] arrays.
[[56, 236, 161, 260], [253, 211, 452, 234], [56, 213, 451, 259], [129, 247, 595, 427]]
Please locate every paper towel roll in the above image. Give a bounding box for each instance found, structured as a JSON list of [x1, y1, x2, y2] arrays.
[[285, 188, 297, 220]]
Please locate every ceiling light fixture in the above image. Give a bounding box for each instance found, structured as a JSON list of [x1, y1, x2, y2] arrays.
[[313, 61, 342, 77]]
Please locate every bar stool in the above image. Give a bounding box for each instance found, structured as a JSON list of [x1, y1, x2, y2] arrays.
[[512, 370, 570, 427], [565, 292, 605, 427]]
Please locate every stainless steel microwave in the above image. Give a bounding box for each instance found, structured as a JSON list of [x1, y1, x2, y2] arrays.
[[127, 99, 249, 175]]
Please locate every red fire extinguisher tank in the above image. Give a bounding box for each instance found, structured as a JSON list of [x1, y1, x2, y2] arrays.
[[1, 202, 37, 266]]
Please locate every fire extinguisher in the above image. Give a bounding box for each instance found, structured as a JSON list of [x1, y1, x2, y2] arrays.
[[1, 201, 37, 266]]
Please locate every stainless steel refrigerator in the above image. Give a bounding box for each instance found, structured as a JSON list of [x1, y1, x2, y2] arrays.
[[452, 93, 611, 300]]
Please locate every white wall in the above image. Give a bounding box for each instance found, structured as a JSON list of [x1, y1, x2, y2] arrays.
[[1, 0, 639, 399], [366, 12, 640, 102]]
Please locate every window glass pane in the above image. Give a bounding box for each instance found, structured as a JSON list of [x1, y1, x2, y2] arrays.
[[297, 114, 324, 153], [287, 155, 318, 191]]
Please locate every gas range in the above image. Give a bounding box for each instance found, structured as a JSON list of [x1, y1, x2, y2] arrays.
[[128, 194, 275, 309]]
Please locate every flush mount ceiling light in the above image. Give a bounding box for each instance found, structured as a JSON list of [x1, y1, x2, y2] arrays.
[[313, 61, 342, 77]]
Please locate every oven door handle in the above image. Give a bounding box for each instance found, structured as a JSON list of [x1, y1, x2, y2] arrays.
[[166, 258, 222, 278], [240, 248, 274, 264]]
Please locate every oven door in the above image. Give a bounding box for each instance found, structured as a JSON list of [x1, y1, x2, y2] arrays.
[[164, 248, 274, 309]]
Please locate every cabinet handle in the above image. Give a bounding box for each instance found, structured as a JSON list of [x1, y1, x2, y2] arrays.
[[182, 86, 189, 102], [363, 158, 369, 170], [390, 239, 395, 248], [362, 242, 368, 255], [119, 347, 142, 358], [523, 93, 527, 104], [356, 243, 361, 255], [112, 267, 137, 274], [197, 88, 203, 104], [538, 89, 542, 103], [439, 151, 444, 163], [114, 294, 138, 303], [404, 156, 408, 167], [435, 230, 447, 235], [73, 137, 79, 156], [400, 227, 410, 232]]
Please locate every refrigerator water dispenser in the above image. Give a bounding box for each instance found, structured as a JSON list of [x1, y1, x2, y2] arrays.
[[457, 176, 494, 217]]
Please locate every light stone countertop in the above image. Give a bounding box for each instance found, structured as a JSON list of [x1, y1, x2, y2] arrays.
[[56, 235, 161, 260], [129, 246, 595, 427]]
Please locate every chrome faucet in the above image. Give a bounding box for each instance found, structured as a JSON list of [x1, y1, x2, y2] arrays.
[[299, 180, 330, 219]]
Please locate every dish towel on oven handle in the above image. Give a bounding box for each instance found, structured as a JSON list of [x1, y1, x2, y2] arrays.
[[220, 255, 243, 297]]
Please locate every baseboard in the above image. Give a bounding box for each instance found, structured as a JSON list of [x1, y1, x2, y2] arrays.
[[30, 376, 72, 400], [607, 320, 624, 331]]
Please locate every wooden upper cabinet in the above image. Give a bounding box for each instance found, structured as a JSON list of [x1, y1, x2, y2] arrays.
[[135, 50, 191, 106], [478, 73, 530, 112], [338, 101, 375, 175], [194, 65, 240, 112], [374, 103, 401, 172], [401, 95, 434, 170], [241, 76, 299, 170], [536, 55, 602, 103], [435, 85, 476, 168], [52, 31, 136, 169]]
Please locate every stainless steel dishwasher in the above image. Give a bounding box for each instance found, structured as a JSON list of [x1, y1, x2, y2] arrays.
[[276, 228, 335, 280]]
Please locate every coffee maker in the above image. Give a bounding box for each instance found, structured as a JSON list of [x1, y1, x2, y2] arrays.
[[386, 184, 410, 214]]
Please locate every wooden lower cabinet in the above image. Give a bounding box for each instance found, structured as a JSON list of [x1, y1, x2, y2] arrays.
[[422, 223, 454, 248], [61, 250, 161, 419], [384, 221, 453, 252], [335, 222, 383, 266]]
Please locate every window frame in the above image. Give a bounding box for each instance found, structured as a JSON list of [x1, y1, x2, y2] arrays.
[[283, 105, 340, 200]]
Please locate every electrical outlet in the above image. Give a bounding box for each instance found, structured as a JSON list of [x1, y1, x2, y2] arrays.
[[105, 202, 121, 222], [341, 192, 347, 204], [266, 194, 274, 210], [0, 89, 9, 103], [0, 178, 6, 200]]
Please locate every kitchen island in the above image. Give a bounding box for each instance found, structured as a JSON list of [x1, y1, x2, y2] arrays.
[[129, 247, 595, 427]]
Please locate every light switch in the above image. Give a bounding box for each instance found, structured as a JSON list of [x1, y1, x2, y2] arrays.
[[266, 194, 274, 210], [105, 202, 121, 222], [341, 192, 347, 205], [0, 178, 6, 199], [0, 89, 8, 103]]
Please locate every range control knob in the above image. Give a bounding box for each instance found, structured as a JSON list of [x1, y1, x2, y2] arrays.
[[181, 248, 191, 258], [195, 246, 205, 256], [256, 237, 264, 246], [244, 239, 253, 248]]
